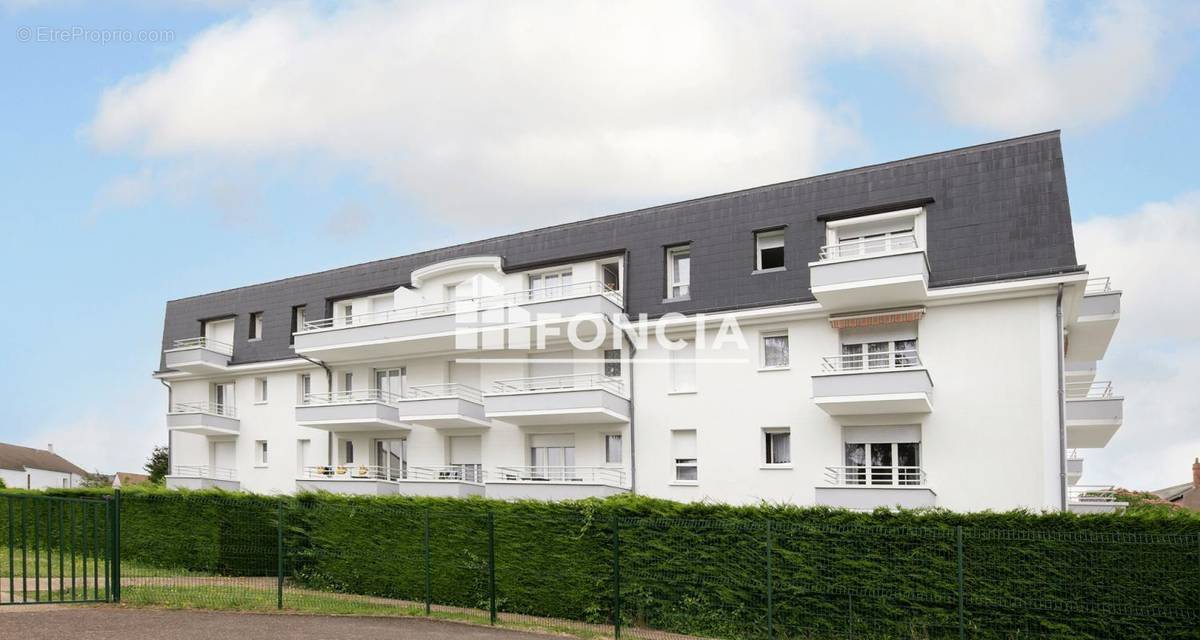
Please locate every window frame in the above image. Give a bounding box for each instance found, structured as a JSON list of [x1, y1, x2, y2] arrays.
[[248, 311, 263, 341], [290, 305, 306, 344], [762, 428, 792, 467], [603, 349, 622, 378], [254, 440, 269, 466], [669, 340, 697, 394], [603, 433, 623, 465], [754, 228, 786, 272], [600, 259, 622, 293], [670, 428, 698, 484], [665, 244, 691, 300], [760, 331, 790, 370], [254, 377, 268, 404]]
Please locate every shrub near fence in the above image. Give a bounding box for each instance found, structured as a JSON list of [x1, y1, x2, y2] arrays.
[[1, 488, 1198, 639]]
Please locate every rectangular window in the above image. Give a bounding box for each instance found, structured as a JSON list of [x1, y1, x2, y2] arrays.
[[343, 372, 354, 393], [297, 374, 312, 404], [530, 434, 576, 481], [840, 339, 919, 371], [296, 439, 311, 473], [756, 229, 785, 271], [666, 245, 691, 299], [671, 429, 698, 482], [248, 311, 263, 340], [605, 434, 623, 464], [669, 340, 696, 392], [762, 333, 790, 369], [529, 270, 573, 300], [344, 440, 355, 464], [290, 305, 306, 343], [604, 349, 622, 377], [601, 261, 621, 292], [255, 440, 268, 466], [764, 429, 791, 465], [844, 440, 921, 486], [255, 377, 268, 403]]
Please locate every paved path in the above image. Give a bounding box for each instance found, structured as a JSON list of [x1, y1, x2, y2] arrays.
[[0, 606, 564, 639]]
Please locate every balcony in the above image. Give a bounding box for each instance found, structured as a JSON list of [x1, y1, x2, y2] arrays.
[[486, 466, 629, 500], [166, 402, 239, 436], [483, 374, 630, 425], [1065, 381, 1123, 448], [295, 464, 484, 497], [395, 383, 490, 428], [1067, 485, 1127, 514], [163, 337, 232, 373], [809, 234, 929, 312], [295, 390, 408, 432], [814, 466, 936, 510], [1067, 452, 1084, 486], [1068, 278, 1121, 361], [165, 465, 240, 491], [292, 281, 623, 363], [811, 350, 933, 416]]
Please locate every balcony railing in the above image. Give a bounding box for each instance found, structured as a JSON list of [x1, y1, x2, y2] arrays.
[[171, 465, 237, 480], [170, 337, 233, 355], [303, 389, 402, 405], [1066, 381, 1115, 400], [492, 373, 625, 395], [820, 349, 922, 373], [403, 383, 484, 404], [298, 281, 621, 332], [824, 466, 927, 486], [492, 466, 626, 486], [819, 233, 918, 261], [169, 401, 237, 418], [299, 464, 485, 483], [1084, 277, 1112, 295], [1068, 485, 1120, 504]]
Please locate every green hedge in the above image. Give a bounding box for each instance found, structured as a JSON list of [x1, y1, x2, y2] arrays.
[[2, 488, 1197, 639]]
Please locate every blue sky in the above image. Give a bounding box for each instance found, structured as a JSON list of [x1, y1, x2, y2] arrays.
[[1, 1, 1197, 490]]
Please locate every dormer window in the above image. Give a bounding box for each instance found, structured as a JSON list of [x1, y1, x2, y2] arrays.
[[821, 207, 925, 261]]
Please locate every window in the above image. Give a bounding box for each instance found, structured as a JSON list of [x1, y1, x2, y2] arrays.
[[344, 440, 355, 464], [529, 269, 573, 300], [665, 245, 691, 299], [824, 208, 924, 260], [248, 311, 263, 340], [755, 229, 785, 271], [671, 429, 698, 482], [764, 429, 791, 465], [604, 349, 622, 377], [211, 382, 234, 414], [762, 333, 790, 369], [375, 368, 405, 399], [601, 261, 621, 292], [605, 434, 623, 464], [297, 374, 312, 404], [374, 438, 406, 480], [290, 305, 306, 343], [342, 372, 354, 393], [335, 302, 355, 326], [255, 377, 268, 403], [530, 434, 575, 481], [670, 340, 696, 393], [843, 426, 921, 486], [255, 440, 268, 466], [840, 339, 919, 370], [296, 439, 311, 473]]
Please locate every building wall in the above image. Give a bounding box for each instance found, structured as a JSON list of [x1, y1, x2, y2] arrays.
[[0, 467, 81, 490]]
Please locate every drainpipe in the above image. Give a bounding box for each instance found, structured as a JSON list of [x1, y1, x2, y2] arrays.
[[160, 379, 173, 475], [1056, 283, 1068, 511], [295, 353, 334, 466], [620, 322, 638, 494]]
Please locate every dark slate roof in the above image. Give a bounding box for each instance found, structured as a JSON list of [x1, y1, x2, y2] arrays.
[[160, 131, 1080, 369], [0, 443, 88, 476]]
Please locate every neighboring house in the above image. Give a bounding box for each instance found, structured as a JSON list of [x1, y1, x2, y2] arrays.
[[114, 472, 151, 487], [155, 131, 1124, 512], [0, 443, 87, 490], [1152, 459, 1200, 511]]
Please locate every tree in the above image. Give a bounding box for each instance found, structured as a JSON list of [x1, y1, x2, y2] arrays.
[[80, 471, 113, 488], [145, 446, 169, 484]]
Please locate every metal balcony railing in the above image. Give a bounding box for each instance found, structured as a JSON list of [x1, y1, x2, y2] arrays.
[[403, 383, 484, 404], [492, 466, 626, 487], [820, 349, 922, 373], [1084, 277, 1113, 295], [824, 466, 927, 486], [298, 281, 621, 332], [1068, 485, 1120, 504], [1066, 381, 1116, 400], [170, 337, 233, 355], [169, 401, 237, 418], [819, 233, 918, 261], [299, 464, 485, 483], [171, 465, 237, 481], [491, 373, 625, 395], [302, 389, 402, 405]]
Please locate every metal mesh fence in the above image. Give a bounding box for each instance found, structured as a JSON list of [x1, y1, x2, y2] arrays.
[[3, 491, 1197, 639]]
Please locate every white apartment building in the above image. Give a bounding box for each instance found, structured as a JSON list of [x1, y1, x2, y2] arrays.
[[156, 132, 1124, 512]]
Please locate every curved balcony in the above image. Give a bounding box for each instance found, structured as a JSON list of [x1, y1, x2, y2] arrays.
[[163, 337, 232, 373], [395, 383, 489, 428], [483, 374, 630, 425], [292, 281, 623, 363], [167, 402, 239, 436], [295, 390, 408, 432], [809, 234, 929, 312], [811, 350, 933, 416]]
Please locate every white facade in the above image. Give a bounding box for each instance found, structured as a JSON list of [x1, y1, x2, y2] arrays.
[[158, 209, 1123, 512]]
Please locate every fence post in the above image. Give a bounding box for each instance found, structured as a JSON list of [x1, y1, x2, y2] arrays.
[[488, 511, 497, 626], [766, 520, 774, 640], [956, 525, 965, 640], [276, 500, 284, 610], [6, 496, 12, 604], [112, 489, 121, 603], [423, 509, 432, 616], [611, 514, 621, 640]]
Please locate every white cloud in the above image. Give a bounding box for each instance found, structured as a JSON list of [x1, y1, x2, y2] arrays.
[[1073, 193, 1200, 490], [323, 202, 371, 239], [24, 402, 163, 476], [88, 1, 1176, 225]]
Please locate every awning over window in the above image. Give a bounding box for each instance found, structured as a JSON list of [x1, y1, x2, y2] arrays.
[[829, 308, 925, 330]]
